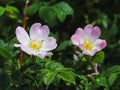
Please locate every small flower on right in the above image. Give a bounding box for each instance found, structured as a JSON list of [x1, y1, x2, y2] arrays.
[[71, 24, 107, 56]]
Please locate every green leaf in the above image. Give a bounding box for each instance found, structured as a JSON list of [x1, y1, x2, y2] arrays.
[[28, 2, 40, 16], [58, 71, 76, 84], [0, 6, 5, 16], [37, 69, 50, 84], [5, 5, 19, 14], [92, 51, 105, 63], [39, 5, 58, 27], [108, 73, 117, 86], [43, 71, 56, 86], [77, 75, 88, 86], [0, 48, 12, 59], [38, 69, 57, 86], [57, 40, 72, 51], [45, 60, 63, 70], [52, 1, 74, 22], [0, 39, 4, 47], [5, 5, 19, 19], [103, 65, 120, 75], [96, 76, 108, 87]]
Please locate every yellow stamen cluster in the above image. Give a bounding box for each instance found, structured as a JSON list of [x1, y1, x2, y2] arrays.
[[29, 39, 42, 51], [84, 41, 92, 50]]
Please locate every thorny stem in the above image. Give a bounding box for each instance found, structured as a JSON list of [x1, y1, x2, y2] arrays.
[[23, 0, 29, 29], [87, 63, 99, 78], [20, 0, 29, 69], [93, 63, 99, 74]]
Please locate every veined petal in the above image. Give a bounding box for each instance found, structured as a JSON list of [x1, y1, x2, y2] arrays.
[[41, 37, 57, 51], [84, 24, 93, 34], [91, 26, 101, 39], [21, 46, 33, 55], [94, 39, 107, 51], [71, 28, 83, 45], [16, 26, 30, 45], [82, 49, 97, 56], [37, 52, 53, 59], [14, 44, 22, 47], [30, 23, 50, 40]]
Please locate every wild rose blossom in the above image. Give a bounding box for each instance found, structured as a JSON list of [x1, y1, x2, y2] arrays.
[[71, 24, 107, 56], [14, 23, 57, 59]]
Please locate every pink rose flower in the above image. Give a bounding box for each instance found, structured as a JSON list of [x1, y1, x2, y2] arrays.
[[71, 24, 107, 56], [14, 23, 57, 59]]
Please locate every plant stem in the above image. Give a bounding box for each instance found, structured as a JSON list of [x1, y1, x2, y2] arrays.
[[20, 0, 29, 69]]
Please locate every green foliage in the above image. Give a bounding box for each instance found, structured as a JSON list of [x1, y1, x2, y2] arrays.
[[0, 0, 120, 90], [39, 5, 58, 27], [108, 73, 118, 86], [28, 2, 40, 16], [5, 5, 19, 19], [0, 6, 5, 16], [57, 40, 72, 51], [28, 1, 73, 27], [96, 75, 108, 87], [92, 51, 105, 63], [37, 60, 76, 86], [52, 1, 74, 22]]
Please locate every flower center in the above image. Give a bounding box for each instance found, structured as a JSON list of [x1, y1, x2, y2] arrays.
[[29, 39, 42, 51], [84, 41, 92, 50]]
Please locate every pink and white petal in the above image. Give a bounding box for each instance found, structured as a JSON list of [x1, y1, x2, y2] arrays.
[[84, 24, 93, 34], [30, 23, 50, 40], [37, 52, 53, 59], [30, 23, 41, 39], [20, 46, 33, 55], [78, 44, 86, 51], [40, 25, 50, 39], [74, 28, 84, 35], [91, 26, 101, 39], [94, 39, 107, 51], [82, 49, 97, 56], [14, 44, 22, 47], [16, 26, 30, 45], [41, 37, 57, 51], [71, 28, 84, 46]]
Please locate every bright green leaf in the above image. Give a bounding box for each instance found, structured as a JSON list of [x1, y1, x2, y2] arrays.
[[52, 1, 74, 22], [45, 60, 63, 70], [108, 73, 117, 86], [77, 75, 88, 86], [5, 5, 19, 19], [96, 76, 108, 87], [43, 71, 56, 86], [28, 2, 40, 16], [103, 65, 120, 75], [5, 5, 19, 14], [0, 6, 5, 16], [92, 51, 105, 63], [58, 71, 76, 84], [39, 5, 58, 27]]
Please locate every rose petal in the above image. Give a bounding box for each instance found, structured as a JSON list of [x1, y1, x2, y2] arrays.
[[37, 52, 53, 59], [84, 24, 93, 34], [30, 23, 50, 40], [91, 26, 101, 39], [16, 26, 30, 45], [41, 37, 57, 51], [20, 46, 33, 55], [14, 44, 22, 47], [71, 28, 83, 45], [94, 39, 107, 51], [82, 49, 97, 56]]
